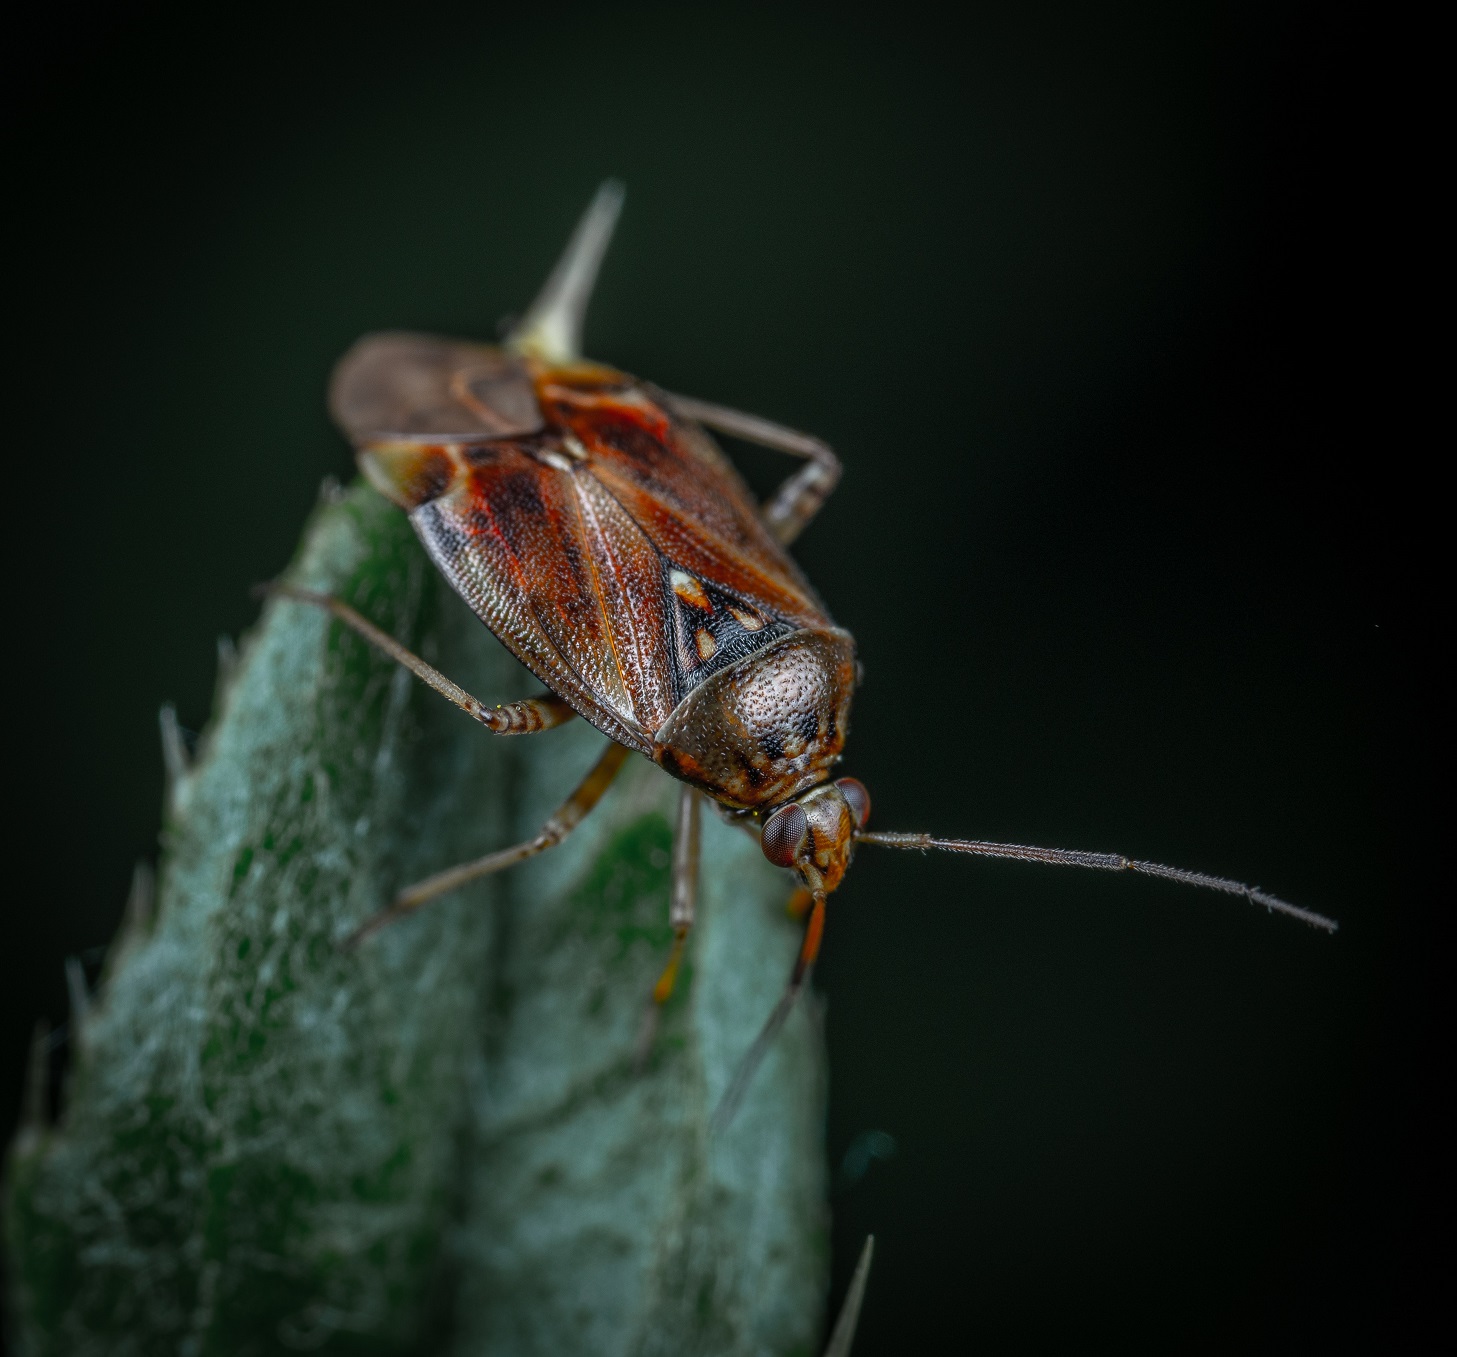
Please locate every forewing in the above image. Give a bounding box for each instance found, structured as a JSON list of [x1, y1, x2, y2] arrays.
[[538, 375, 831, 628], [409, 442, 672, 751], [331, 332, 544, 442], [568, 474, 680, 725], [337, 347, 841, 747]]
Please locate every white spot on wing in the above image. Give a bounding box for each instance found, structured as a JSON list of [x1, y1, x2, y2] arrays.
[[727, 605, 764, 631], [537, 447, 576, 472], [671, 569, 712, 611]]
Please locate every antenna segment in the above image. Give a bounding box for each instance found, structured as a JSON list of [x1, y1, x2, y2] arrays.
[[856, 831, 1338, 932]]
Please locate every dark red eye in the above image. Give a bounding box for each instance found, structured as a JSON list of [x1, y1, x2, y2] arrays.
[[761, 803, 808, 867], [835, 777, 871, 828]]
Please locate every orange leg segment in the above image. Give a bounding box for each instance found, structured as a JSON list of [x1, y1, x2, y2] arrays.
[[652, 930, 689, 1004], [797, 893, 827, 975], [785, 887, 814, 921]]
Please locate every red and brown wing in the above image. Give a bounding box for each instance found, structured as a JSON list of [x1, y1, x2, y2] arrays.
[[336, 341, 835, 747], [534, 367, 830, 629], [406, 440, 669, 753]]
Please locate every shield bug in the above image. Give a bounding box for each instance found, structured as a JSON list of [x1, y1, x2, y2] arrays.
[[271, 182, 1336, 1119]]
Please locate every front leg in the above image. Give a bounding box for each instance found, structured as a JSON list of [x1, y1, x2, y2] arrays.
[[266, 585, 576, 734]]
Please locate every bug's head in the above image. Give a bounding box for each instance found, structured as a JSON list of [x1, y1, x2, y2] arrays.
[[759, 777, 871, 895]]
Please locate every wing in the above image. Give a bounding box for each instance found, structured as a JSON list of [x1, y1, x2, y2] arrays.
[[532, 365, 845, 714], [407, 441, 666, 754], [534, 367, 831, 625], [330, 331, 544, 441], [341, 344, 840, 747]]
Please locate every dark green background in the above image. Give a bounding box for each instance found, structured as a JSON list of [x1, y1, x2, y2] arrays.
[[4, 3, 1435, 1351]]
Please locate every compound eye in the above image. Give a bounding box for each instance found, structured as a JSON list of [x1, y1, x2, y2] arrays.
[[835, 777, 871, 828], [761, 803, 808, 868]]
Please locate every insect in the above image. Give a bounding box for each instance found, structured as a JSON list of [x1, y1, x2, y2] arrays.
[[273, 182, 1336, 1118]]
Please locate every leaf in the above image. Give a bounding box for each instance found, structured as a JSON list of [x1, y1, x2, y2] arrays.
[[5, 483, 829, 1356]]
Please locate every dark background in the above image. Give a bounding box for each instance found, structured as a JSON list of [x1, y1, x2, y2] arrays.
[[3, 2, 1440, 1351]]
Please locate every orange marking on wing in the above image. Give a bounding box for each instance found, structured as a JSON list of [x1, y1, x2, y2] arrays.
[[359, 441, 460, 511], [545, 381, 674, 443], [670, 569, 712, 611]]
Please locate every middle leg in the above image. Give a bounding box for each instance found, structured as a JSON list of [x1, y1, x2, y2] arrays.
[[653, 784, 703, 1004], [635, 785, 702, 1064], [345, 740, 631, 947]]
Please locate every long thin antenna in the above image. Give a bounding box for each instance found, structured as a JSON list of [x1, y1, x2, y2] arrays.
[[712, 970, 807, 1133], [508, 180, 625, 364], [856, 831, 1338, 932], [712, 891, 826, 1133]]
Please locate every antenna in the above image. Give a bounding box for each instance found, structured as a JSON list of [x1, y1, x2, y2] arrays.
[[712, 891, 826, 1133], [508, 180, 626, 364], [855, 831, 1338, 932]]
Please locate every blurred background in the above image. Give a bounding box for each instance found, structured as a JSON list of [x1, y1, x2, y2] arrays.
[[3, 2, 1436, 1351]]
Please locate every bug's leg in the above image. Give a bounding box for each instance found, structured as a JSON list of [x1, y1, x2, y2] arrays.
[[265, 585, 575, 734], [655, 786, 703, 1003], [345, 741, 631, 947], [784, 887, 815, 920], [636, 785, 702, 1064], [662, 393, 842, 547]]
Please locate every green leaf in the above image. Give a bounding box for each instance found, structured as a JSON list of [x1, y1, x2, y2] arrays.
[[5, 483, 828, 1356]]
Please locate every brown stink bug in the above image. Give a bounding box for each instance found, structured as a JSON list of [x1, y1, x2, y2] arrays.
[[270, 183, 1336, 1119]]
